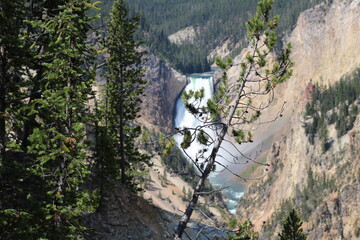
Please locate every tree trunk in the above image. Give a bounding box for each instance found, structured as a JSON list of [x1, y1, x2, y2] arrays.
[[21, 85, 41, 152], [0, 86, 6, 160], [174, 125, 228, 239], [119, 67, 126, 184], [174, 57, 252, 239], [174, 82, 247, 239], [0, 49, 6, 160], [21, 48, 44, 152]]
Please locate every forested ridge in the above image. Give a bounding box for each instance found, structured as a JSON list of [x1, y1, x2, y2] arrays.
[[94, 0, 323, 74]]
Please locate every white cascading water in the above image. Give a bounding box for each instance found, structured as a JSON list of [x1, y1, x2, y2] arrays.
[[174, 74, 244, 214], [174, 75, 215, 159]]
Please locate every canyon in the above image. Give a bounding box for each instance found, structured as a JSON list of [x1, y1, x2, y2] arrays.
[[232, 0, 360, 239], [91, 0, 360, 239]]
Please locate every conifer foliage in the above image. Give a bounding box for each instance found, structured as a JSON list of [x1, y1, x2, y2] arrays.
[[0, 0, 99, 239], [278, 209, 307, 240], [174, 0, 293, 238], [227, 220, 259, 240], [0, 0, 149, 238], [0, 0, 27, 160], [100, 0, 149, 189], [26, 1, 97, 238]]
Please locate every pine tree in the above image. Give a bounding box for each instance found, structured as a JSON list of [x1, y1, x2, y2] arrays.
[[174, 0, 293, 238], [20, 0, 69, 151], [227, 220, 259, 240], [0, 2, 34, 237], [1, 0, 99, 238], [278, 209, 307, 240], [101, 0, 149, 190], [0, 0, 27, 159], [24, 0, 98, 238]]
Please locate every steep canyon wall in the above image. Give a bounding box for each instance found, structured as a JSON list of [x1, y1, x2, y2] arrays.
[[234, 0, 360, 239], [139, 50, 187, 133]]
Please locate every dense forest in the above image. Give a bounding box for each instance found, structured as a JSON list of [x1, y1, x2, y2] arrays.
[[93, 0, 323, 74], [0, 0, 150, 238]]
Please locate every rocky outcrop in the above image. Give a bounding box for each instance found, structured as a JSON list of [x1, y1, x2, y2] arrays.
[[207, 39, 241, 61], [289, 0, 360, 85], [85, 185, 176, 240], [168, 26, 199, 45], [85, 184, 229, 240], [139, 50, 187, 133], [234, 0, 360, 239]]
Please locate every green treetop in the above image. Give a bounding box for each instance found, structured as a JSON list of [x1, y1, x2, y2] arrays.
[[278, 209, 307, 240], [0, 0, 28, 160], [25, 0, 97, 238], [98, 0, 149, 190]]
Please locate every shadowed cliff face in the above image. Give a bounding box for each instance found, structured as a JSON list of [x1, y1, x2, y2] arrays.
[[234, 0, 360, 239], [85, 184, 229, 240], [139, 50, 187, 133], [85, 185, 176, 240]]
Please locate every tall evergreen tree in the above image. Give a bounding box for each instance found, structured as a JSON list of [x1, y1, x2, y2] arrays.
[[100, 0, 149, 189], [0, 2, 32, 238], [20, 0, 69, 151], [1, 0, 99, 238], [278, 209, 307, 240], [0, 0, 27, 159], [6, 0, 97, 238]]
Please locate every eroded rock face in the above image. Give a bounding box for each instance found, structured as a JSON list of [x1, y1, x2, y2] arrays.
[[85, 184, 229, 240], [139, 50, 187, 133], [85, 185, 177, 240], [289, 0, 360, 88], [235, 0, 360, 239], [168, 26, 199, 45]]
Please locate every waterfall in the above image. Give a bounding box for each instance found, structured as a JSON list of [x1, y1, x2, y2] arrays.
[[174, 73, 245, 214], [174, 75, 214, 160]]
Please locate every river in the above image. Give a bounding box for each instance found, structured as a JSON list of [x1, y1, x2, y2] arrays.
[[173, 72, 247, 214], [172, 66, 292, 214]]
